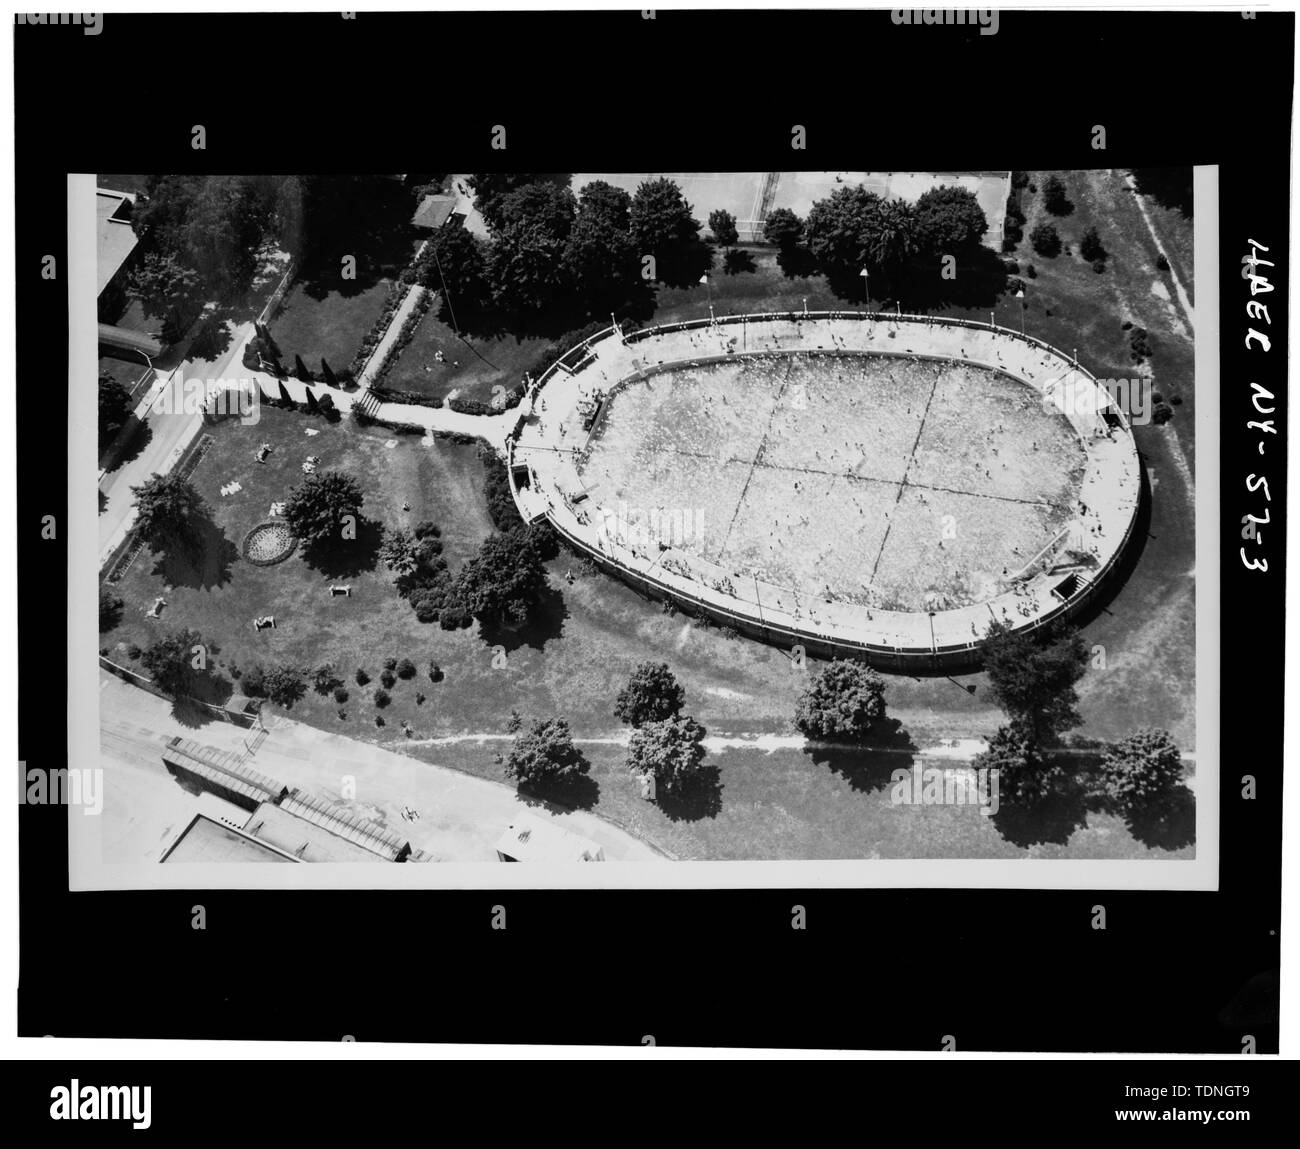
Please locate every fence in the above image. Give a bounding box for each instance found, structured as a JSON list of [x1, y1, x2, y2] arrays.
[[99, 655, 263, 729], [256, 259, 297, 330]]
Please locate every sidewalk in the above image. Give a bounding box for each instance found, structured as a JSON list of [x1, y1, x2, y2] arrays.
[[99, 670, 667, 863]]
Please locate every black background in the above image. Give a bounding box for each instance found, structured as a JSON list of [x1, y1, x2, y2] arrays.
[[14, 8, 1290, 1055]]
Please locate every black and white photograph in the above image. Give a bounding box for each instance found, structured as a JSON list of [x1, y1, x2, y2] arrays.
[[79, 165, 1214, 886], [5, 1, 1292, 1079]]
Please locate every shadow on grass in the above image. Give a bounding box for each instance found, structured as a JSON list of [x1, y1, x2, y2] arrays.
[[802, 717, 918, 794], [723, 249, 757, 276], [148, 515, 239, 590], [1117, 783, 1195, 850], [169, 670, 235, 730], [776, 245, 820, 279], [479, 583, 569, 653], [989, 781, 1090, 847], [654, 762, 724, 822], [516, 769, 601, 814], [299, 517, 385, 579]]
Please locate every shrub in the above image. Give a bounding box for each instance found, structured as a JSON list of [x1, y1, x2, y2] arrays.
[[614, 662, 685, 727], [374, 688, 391, 708], [375, 715, 385, 727], [1011, 170, 1030, 189], [1099, 728, 1185, 811], [127, 643, 143, 661], [1156, 254, 1170, 271], [1080, 226, 1106, 263], [415, 692, 426, 705], [263, 665, 307, 709], [794, 659, 887, 741], [1152, 402, 1174, 424], [1042, 175, 1071, 215], [333, 687, 349, 704], [1026, 264, 1037, 279], [440, 604, 473, 630], [413, 521, 441, 540], [99, 585, 125, 632], [1029, 223, 1061, 258], [396, 658, 416, 680], [242, 664, 267, 697], [428, 662, 444, 682], [312, 663, 343, 695], [1092, 259, 1106, 273], [355, 667, 370, 686], [504, 717, 589, 788], [383, 657, 398, 671], [380, 670, 396, 689]]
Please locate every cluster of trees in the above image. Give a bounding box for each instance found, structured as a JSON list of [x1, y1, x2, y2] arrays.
[[427, 175, 713, 329], [766, 184, 989, 298], [975, 620, 1186, 813], [616, 662, 708, 801]]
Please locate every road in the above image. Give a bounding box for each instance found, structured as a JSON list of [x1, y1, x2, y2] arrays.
[[98, 317, 256, 566], [97, 671, 667, 864]]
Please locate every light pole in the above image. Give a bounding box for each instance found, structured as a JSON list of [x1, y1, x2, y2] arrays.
[[859, 267, 869, 309], [1016, 288, 1025, 335], [701, 272, 714, 324], [802, 297, 808, 317]]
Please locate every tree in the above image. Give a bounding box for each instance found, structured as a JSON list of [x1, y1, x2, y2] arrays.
[[1029, 222, 1062, 258], [140, 628, 206, 697], [467, 173, 571, 232], [1129, 168, 1193, 217], [614, 661, 685, 727], [99, 373, 133, 448], [130, 473, 205, 556], [1079, 226, 1106, 263], [860, 198, 920, 289], [419, 224, 491, 318], [283, 470, 364, 548], [1099, 728, 1185, 812], [456, 531, 549, 627], [794, 659, 887, 741], [98, 584, 124, 632], [974, 720, 1064, 804], [126, 251, 200, 319], [630, 177, 708, 285], [979, 619, 1089, 744], [1042, 175, 1073, 216], [763, 207, 803, 250], [263, 665, 307, 708], [805, 185, 880, 281], [627, 715, 707, 798], [708, 208, 739, 247], [562, 180, 638, 311], [378, 526, 420, 577], [914, 185, 988, 254], [504, 717, 589, 788], [488, 182, 578, 313]]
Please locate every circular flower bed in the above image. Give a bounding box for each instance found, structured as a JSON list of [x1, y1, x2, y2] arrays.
[[242, 520, 297, 566]]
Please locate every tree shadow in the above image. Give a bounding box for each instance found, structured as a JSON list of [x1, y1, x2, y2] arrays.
[[802, 717, 918, 794], [775, 245, 820, 279], [988, 768, 1091, 847], [516, 768, 601, 814], [102, 413, 154, 473], [479, 582, 569, 653], [723, 249, 756, 276], [654, 761, 723, 822], [99, 489, 108, 516], [655, 240, 715, 289], [168, 669, 234, 730], [1117, 783, 1195, 850], [901, 245, 1011, 311], [148, 514, 239, 590], [299, 516, 384, 579], [187, 320, 234, 364]]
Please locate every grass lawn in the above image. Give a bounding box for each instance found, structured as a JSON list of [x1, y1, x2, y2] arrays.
[[104, 406, 497, 732], [378, 306, 549, 405], [268, 276, 397, 376]]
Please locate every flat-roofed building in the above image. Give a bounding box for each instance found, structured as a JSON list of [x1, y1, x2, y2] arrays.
[[495, 811, 606, 863]]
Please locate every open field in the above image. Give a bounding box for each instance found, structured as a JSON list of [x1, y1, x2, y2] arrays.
[[580, 351, 1085, 609]]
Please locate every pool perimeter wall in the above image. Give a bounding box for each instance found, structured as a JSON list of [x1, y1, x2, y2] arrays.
[[508, 312, 1143, 671]]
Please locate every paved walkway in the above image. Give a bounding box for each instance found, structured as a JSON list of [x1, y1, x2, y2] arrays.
[[98, 671, 666, 863]]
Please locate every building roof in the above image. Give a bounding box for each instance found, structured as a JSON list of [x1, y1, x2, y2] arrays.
[[96, 188, 139, 296], [495, 811, 606, 862], [160, 814, 299, 864], [412, 193, 459, 230]]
